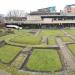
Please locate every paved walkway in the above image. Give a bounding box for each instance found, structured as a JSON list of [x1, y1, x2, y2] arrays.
[[35, 29, 41, 36], [11, 47, 30, 69], [42, 36, 48, 45], [0, 70, 11, 75], [56, 37, 75, 72], [62, 30, 75, 40], [31, 45, 58, 48]]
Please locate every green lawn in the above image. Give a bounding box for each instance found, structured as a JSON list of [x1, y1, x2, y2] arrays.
[[0, 29, 33, 41], [61, 36, 73, 42], [39, 30, 65, 37], [64, 29, 75, 36], [48, 38, 56, 45], [26, 49, 62, 71], [0, 29, 42, 45], [10, 35, 41, 45], [68, 44, 75, 56], [0, 45, 23, 63], [0, 29, 73, 74], [0, 29, 7, 37], [12, 56, 26, 67]]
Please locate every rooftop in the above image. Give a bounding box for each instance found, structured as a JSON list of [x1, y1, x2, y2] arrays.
[[65, 4, 75, 8]]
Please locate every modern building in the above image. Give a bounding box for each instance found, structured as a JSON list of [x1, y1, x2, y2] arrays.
[[64, 4, 75, 15], [38, 6, 56, 13], [5, 17, 26, 21], [4, 5, 75, 29], [30, 6, 58, 15]]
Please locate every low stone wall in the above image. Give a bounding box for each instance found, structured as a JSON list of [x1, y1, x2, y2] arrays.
[[0, 50, 22, 65], [20, 47, 63, 73], [65, 42, 75, 45], [0, 40, 6, 47], [32, 46, 59, 50], [0, 41, 24, 65]]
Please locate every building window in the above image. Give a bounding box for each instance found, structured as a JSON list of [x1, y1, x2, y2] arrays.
[[67, 6, 71, 13]]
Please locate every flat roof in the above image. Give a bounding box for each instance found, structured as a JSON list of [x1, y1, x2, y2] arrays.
[[41, 15, 75, 18]]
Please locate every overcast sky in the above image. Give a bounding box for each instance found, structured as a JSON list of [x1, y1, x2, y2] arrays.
[[0, 0, 75, 15]]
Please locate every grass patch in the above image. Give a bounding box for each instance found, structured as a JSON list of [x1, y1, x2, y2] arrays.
[[10, 35, 41, 45], [0, 45, 23, 63], [64, 29, 75, 36], [12, 56, 26, 67], [68, 44, 75, 56], [0, 63, 30, 75], [61, 36, 73, 42], [26, 49, 62, 71], [39, 30, 65, 37], [48, 38, 56, 45]]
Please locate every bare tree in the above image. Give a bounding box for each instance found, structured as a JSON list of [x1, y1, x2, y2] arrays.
[[7, 10, 27, 17], [0, 14, 4, 22]]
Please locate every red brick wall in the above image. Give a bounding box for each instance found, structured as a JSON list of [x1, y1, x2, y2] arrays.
[[71, 6, 75, 14], [64, 6, 75, 14]]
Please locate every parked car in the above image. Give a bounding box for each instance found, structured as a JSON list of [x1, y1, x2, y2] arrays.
[[6, 25, 22, 29]]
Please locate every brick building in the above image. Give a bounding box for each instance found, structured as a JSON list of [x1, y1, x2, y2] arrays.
[[64, 4, 75, 15]]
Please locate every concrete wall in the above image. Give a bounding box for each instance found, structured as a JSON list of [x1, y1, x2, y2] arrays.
[[43, 18, 52, 22], [27, 15, 42, 20]]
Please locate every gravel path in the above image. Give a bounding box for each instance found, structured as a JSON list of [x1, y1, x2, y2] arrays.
[[56, 37, 75, 72]]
